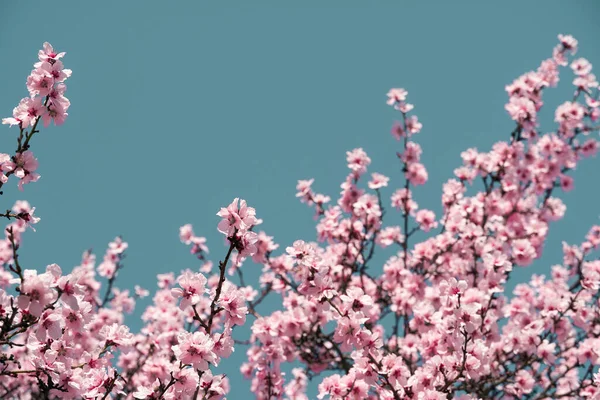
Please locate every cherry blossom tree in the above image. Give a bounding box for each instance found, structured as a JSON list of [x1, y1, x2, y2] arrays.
[[0, 35, 599, 399]]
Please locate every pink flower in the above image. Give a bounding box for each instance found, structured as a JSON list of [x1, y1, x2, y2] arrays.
[[199, 371, 229, 399], [17, 269, 56, 317], [506, 96, 537, 125], [40, 60, 72, 83], [212, 331, 235, 358], [12, 97, 47, 128], [400, 142, 422, 164], [286, 240, 318, 267], [99, 323, 134, 348], [108, 236, 128, 255], [133, 386, 155, 399], [157, 272, 175, 288], [555, 101, 585, 131], [48, 82, 70, 109], [37, 42, 66, 64], [406, 115, 422, 135], [63, 301, 92, 332], [376, 226, 403, 247], [571, 58, 593, 76], [11, 199, 41, 230], [346, 148, 371, 176], [440, 278, 468, 297], [134, 285, 149, 298], [391, 120, 405, 140], [217, 198, 257, 236], [391, 188, 418, 214], [339, 287, 373, 314], [537, 340, 557, 363], [97, 259, 117, 278], [110, 288, 135, 314], [251, 231, 279, 263], [43, 100, 68, 127], [368, 173, 389, 189], [172, 331, 217, 371], [171, 270, 207, 310], [333, 315, 368, 352], [386, 88, 408, 105], [35, 309, 64, 341], [558, 34, 578, 54], [406, 163, 428, 185], [56, 273, 84, 310], [173, 368, 199, 396], [514, 369, 535, 394], [27, 69, 54, 97], [179, 224, 195, 244], [512, 239, 536, 266], [2, 151, 41, 191], [559, 174, 574, 192], [296, 179, 315, 200], [318, 374, 343, 399], [217, 282, 248, 326], [415, 209, 438, 232], [232, 231, 259, 266], [2, 117, 21, 127]]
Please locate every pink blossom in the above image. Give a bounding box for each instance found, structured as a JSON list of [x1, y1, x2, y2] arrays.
[[172, 331, 217, 370], [512, 239, 536, 266], [286, 240, 318, 267], [238, 230, 258, 258], [17, 269, 56, 317], [368, 172, 389, 189], [216, 198, 257, 236], [296, 178, 315, 202], [179, 223, 195, 244], [391, 120, 405, 140], [11, 97, 47, 128], [571, 58, 593, 76], [133, 386, 154, 399], [386, 88, 407, 105], [43, 100, 68, 127], [99, 323, 134, 348], [217, 282, 248, 326], [406, 115, 422, 135], [27, 69, 54, 97], [134, 285, 149, 298], [391, 188, 418, 213], [173, 368, 199, 396], [558, 34, 578, 54], [505, 96, 536, 123], [38, 42, 66, 63], [171, 270, 207, 310], [2, 151, 40, 191], [406, 162, 428, 185], [346, 148, 371, 176], [376, 226, 404, 247], [36, 309, 64, 341], [251, 231, 279, 263], [415, 209, 437, 232]]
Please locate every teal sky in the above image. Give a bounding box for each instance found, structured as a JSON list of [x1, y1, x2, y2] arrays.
[[1, 1, 599, 398]]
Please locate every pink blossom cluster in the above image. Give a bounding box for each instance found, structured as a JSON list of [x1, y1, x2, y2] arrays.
[[0, 36, 599, 400], [1, 43, 71, 191]]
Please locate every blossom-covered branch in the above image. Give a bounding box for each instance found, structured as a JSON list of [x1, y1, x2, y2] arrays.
[[1, 35, 599, 400]]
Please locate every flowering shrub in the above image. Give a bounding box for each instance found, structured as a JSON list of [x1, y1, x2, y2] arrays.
[[0, 36, 599, 399]]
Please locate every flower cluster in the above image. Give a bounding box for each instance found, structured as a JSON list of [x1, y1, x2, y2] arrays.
[[216, 198, 261, 268], [1, 42, 71, 191], [5, 42, 71, 129]]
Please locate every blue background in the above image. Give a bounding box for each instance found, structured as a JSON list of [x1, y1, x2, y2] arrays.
[[1, 1, 599, 398]]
